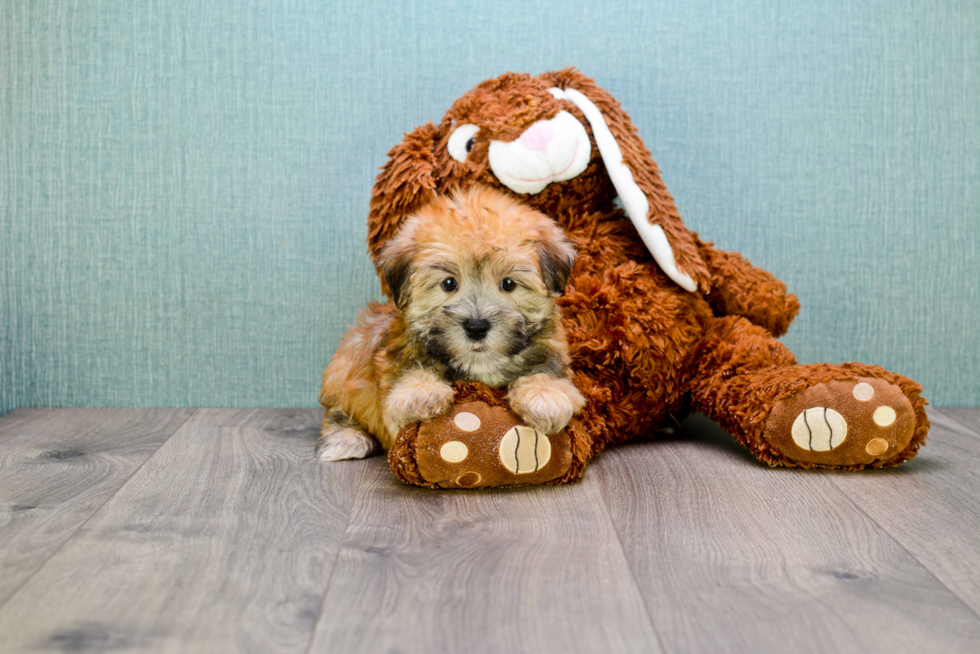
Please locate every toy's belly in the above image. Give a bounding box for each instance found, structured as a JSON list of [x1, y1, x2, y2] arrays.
[[560, 254, 713, 444]]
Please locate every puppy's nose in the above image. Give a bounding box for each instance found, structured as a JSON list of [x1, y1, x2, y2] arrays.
[[463, 318, 491, 341]]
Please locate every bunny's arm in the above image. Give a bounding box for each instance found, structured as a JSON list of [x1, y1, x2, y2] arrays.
[[697, 238, 800, 337]]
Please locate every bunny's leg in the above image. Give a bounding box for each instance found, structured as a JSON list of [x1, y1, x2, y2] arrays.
[[687, 316, 928, 469]]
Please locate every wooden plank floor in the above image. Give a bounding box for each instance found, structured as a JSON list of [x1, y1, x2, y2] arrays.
[[0, 408, 978, 653]]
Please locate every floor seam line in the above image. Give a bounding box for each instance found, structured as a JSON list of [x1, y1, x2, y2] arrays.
[[0, 408, 198, 614], [302, 459, 371, 654], [595, 465, 671, 654], [824, 472, 980, 624], [935, 408, 980, 440]]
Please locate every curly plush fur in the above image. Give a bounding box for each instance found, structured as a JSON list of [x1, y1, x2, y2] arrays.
[[343, 68, 928, 487]]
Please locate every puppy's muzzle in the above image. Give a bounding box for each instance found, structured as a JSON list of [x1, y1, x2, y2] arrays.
[[462, 317, 491, 341]]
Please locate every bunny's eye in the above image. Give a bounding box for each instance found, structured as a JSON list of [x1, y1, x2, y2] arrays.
[[448, 124, 480, 162]]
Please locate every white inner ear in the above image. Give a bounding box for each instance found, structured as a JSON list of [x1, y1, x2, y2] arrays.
[[550, 87, 697, 293]]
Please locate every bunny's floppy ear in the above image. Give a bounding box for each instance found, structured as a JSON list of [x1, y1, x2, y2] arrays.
[[541, 69, 710, 292], [366, 122, 444, 270]]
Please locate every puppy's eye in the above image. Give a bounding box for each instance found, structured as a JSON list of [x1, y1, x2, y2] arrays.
[[440, 277, 458, 292], [500, 278, 517, 292], [448, 124, 479, 162]]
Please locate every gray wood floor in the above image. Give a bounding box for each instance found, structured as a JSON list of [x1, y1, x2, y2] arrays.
[[1, 408, 979, 653]]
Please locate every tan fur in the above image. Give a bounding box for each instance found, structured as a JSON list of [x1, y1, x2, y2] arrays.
[[382, 368, 455, 441], [317, 186, 583, 459], [508, 373, 586, 435]]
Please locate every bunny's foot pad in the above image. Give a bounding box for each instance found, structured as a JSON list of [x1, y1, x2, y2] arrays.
[[408, 402, 572, 488], [764, 377, 916, 467]]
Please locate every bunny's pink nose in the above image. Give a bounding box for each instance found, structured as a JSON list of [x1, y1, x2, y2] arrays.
[[518, 121, 553, 153]]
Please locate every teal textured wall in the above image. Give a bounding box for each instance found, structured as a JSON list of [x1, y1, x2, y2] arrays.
[[1, 0, 978, 415]]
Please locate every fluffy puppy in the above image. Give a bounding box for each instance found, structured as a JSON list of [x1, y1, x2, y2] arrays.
[[317, 186, 585, 461]]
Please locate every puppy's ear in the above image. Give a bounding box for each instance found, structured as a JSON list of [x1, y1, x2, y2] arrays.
[[377, 234, 415, 309], [536, 221, 577, 297], [368, 122, 445, 297], [540, 68, 710, 293]]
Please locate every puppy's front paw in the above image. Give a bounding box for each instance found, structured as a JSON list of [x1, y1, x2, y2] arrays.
[[317, 428, 380, 461], [384, 370, 455, 438], [508, 374, 585, 434]]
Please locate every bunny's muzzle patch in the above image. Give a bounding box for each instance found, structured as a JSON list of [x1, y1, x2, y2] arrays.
[[487, 111, 592, 195]]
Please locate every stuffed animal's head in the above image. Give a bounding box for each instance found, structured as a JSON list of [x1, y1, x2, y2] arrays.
[[367, 68, 709, 295]]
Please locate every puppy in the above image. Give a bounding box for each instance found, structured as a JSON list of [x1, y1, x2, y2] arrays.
[[316, 186, 585, 461]]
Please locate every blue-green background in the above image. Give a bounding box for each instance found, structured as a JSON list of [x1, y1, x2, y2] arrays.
[[2, 0, 977, 416]]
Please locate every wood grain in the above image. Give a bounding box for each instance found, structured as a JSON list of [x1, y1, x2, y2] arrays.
[[595, 413, 980, 654], [0, 409, 363, 654], [0, 408, 193, 608], [3, 408, 980, 653], [308, 457, 662, 654], [942, 407, 980, 438], [826, 408, 980, 616]]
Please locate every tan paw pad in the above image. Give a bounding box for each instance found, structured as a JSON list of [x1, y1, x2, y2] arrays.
[[866, 438, 889, 456], [456, 471, 482, 487], [790, 407, 847, 451], [852, 382, 875, 401], [873, 406, 896, 427], [440, 441, 469, 463], [454, 411, 481, 432], [499, 426, 551, 474]]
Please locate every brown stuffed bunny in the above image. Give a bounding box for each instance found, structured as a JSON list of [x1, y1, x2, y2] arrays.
[[343, 68, 928, 489]]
